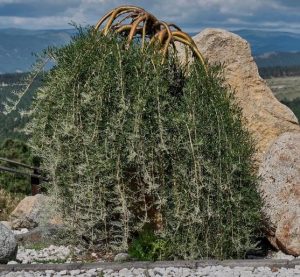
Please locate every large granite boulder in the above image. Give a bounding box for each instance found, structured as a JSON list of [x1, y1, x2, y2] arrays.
[[0, 222, 17, 263], [190, 28, 300, 255], [9, 194, 62, 230], [259, 132, 300, 255], [192, 28, 300, 164]]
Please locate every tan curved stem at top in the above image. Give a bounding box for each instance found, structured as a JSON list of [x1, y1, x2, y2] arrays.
[[94, 5, 207, 71]]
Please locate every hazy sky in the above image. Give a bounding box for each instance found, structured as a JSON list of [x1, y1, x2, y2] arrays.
[[0, 0, 299, 33]]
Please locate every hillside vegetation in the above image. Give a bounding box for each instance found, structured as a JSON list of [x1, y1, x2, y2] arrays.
[[0, 73, 42, 142], [255, 52, 300, 68], [0, 28, 72, 73], [259, 65, 300, 78]]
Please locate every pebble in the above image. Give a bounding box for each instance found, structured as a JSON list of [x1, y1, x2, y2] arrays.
[[7, 261, 18, 265], [12, 228, 29, 235], [70, 269, 81, 275], [114, 253, 131, 262]]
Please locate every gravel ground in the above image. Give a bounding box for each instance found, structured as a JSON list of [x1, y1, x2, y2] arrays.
[[1, 237, 299, 276], [1, 265, 300, 277], [15, 245, 76, 264]]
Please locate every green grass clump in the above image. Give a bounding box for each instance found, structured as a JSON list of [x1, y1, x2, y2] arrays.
[[26, 27, 261, 259], [128, 224, 168, 261]]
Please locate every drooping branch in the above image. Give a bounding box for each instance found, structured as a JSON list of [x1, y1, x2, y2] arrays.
[[94, 5, 207, 70]]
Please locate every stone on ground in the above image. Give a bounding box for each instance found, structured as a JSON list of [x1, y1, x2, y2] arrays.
[[259, 132, 300, 256], [114, 252, 130, 262], [9, 194, 62, 229], [0, 222, 18, 264]]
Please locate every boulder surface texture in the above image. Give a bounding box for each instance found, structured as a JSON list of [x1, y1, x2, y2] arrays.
[[9, 194, 61, 229], [192, 28, 300, 256], [259, 132, 300, 255], [0, 222, 17, 263]]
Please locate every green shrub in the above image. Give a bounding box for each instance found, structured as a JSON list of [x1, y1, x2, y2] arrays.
[[128, 224, 168, 261], [26, 28, 261, 259]]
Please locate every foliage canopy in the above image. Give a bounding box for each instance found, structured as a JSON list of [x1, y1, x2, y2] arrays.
[[26, 28, 261, 259]]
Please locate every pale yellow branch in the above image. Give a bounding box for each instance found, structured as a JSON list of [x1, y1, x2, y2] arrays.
[[172, 31, 194, 44], [168, 23, 182, 31], [158, 29, 168, 44], [94, 5, 207, 72], [111, 12, 138, 29], [128, 14, 148, 44], [103, 6, 144, 35], [149, 32, 160, 47], [116, 24, 133, 33], [141, 19, 148, 50], [173, 35, 207, 72]]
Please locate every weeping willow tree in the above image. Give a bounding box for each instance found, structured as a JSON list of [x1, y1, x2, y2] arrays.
[[24, 6, 261, 260]]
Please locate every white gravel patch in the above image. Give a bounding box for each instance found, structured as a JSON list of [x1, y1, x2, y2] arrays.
[[1, 265, 300, 277], [3, 246, 299, 276], [15, 245, 77, 264]]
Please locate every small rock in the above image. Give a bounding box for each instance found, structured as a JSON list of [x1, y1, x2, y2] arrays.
[[119, 268, 132, 276], [87, 268, 97, 274], [103, 269, 114, 274], [153, 267, 165, 276], [59, 270, 68, 275], [181, 268, 191, 277], [91, 252, 97, 258], [69, 269, 81, 275], [132, 268, 146, 275], [9, 194, 62, 230], [114, 252, 130, 262], [272, 251, 295, 261], [45, 270, 55, 274], [24, 272, 33, 277], [7, 260, 18, 264]]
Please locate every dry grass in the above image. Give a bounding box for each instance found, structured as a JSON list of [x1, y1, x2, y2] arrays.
[[0, 188, 23, 221]]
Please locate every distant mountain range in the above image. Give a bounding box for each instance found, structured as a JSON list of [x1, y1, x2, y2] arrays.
[[234, 30, 300, 68], [254, 52, 300, 68], [234, 30, 300, 56], [0, 28, 73, 73], [0, 28, 300, 73]]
